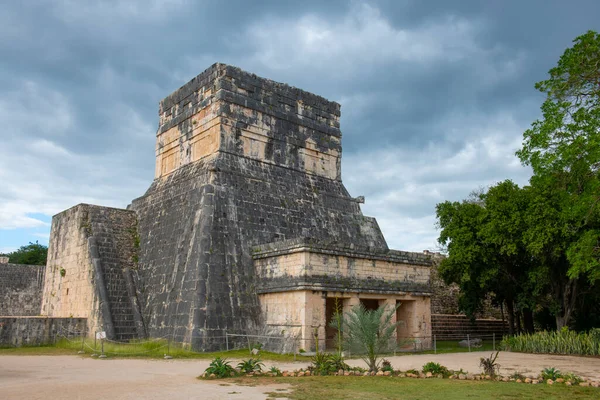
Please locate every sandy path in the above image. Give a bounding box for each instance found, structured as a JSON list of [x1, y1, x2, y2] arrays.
[[0, 356, 295, 400], [1, 352, 599, 399]]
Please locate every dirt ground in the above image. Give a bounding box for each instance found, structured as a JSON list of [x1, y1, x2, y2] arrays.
[[1, 351, 599, 399]]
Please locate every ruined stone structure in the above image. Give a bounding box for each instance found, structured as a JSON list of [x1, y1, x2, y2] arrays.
[[40, 63, 434, 351], [0, 261, 45, 316]]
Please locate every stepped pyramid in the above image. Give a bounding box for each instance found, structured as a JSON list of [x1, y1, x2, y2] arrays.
[[42, 64, 433, 351]]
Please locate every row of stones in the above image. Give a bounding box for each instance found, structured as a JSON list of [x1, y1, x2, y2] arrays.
[[204, 368, 600, 387]]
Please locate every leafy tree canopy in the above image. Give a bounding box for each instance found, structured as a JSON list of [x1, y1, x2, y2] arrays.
[[517, 30, 600, 283], [2, 241, 48, 265]]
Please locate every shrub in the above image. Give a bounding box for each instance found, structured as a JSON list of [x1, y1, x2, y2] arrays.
[[510, 372, 526, 380], [205, 357, 235, 378], [310, 352, 350, 375], [562, 372, 583, 384], [381, 359, 394, 373], [479, 351, 500, 377], [541, 367, 562, 380], [422, 362, 448, 376], [501, 328, 600, 356], [237, 358, 264, 374], [269, 366, 282, 376]]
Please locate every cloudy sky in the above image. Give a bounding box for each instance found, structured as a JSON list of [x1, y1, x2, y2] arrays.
[[1, 0, 599, 254]]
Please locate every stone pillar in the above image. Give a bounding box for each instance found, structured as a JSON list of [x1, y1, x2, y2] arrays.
[[301, 291, 327, 352], [343, 293, 360, 314], [380, 297, 397, 348]]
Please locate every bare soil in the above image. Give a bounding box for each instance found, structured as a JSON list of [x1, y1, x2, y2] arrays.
[[1, 351, 599, 399]]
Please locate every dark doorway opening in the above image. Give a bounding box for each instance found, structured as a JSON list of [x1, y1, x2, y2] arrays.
[[361, 298, 379, 311]]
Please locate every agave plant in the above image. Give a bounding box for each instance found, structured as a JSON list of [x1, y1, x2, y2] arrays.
[[237, 358, 265, 373], [204, 357, 236, 378], [479, 351, 500, 377], [541, 367, 562, 380]]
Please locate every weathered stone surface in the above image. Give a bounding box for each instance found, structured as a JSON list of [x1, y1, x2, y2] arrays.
[[42, 204, 142, 340], [128, 64, 408, 350], [38, 63, 433, 351], [253, 239, 432, 294], [0, 316, 86, 346], [431, 314, 507, 340], [0, 262, 45, 316], [458, 337, 482, 347]]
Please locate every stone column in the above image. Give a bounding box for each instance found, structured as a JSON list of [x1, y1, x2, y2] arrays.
[[380, 297, 397, 348], [302, 291, 327, 352], [343, 293, 360, 314]]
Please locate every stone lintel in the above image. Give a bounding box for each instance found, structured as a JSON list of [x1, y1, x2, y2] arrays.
[[252, 237, 434, 266]]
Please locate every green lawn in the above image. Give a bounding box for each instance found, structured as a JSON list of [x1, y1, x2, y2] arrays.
[[0, 339, 499, 360], [0, 339, 305, 362], [256, 376, 598, 400]]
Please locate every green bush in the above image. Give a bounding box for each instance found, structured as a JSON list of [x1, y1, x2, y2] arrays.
[[309, 352, 350, 375], [541, 367, 562, 380], [422, 362, 448, 376], [501, 328, 600, 356], [237, 358, 264, 374], [204, 357, 236, 378], [381, 359, 394, 373], [562, 372, 583, 384]]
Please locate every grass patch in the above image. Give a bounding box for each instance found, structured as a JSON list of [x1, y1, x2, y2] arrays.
[[257, 376, 598, 400], [0, 338, 303, 362], [0, 345, 76, 355], [502, 329, 600, 356], [0, 338, 499, 359]]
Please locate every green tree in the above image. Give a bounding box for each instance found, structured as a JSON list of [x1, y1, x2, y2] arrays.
[[4, 242, 48, 265], [341, 303, 398, 372], [436, 181, 535, 334], [517, 30, 600, 283]]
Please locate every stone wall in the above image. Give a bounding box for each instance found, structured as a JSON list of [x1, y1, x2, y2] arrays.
[[430, 261, 502, 319], [0, 262, 45, 316], [155, 63, 342, 180], [431, 314, 507, 340], [42, 204, 142, 340], [0, 316, 86, 347]]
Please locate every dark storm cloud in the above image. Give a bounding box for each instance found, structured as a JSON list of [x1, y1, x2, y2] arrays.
[[1, 0, 599, 252]]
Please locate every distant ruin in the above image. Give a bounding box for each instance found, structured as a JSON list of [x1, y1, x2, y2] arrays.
[[38, 64, 435, 351]]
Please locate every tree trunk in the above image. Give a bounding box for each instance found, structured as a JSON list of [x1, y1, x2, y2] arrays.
[[523, 308, 535, 333], [555, 279, 578, 330], [506, 300, 515, 335]]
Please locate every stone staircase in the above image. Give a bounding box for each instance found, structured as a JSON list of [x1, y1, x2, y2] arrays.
[[88, 206, 143, 341], [432, 314, 508, 341]]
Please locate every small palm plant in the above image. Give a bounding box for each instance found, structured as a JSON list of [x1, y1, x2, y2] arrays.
[[342, 303, 399, 372]]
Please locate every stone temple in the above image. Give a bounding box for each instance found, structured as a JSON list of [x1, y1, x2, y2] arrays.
[[40, 63, 434, 351]]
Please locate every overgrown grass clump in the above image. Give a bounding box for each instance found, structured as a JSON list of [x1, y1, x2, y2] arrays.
[[502, 329, 600, 356]]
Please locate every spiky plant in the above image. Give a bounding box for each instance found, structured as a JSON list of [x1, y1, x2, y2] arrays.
[[479, 351, 500, 377], [342, 303, 399, 372], [237, 358, 264, 373]]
